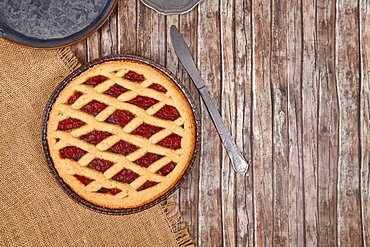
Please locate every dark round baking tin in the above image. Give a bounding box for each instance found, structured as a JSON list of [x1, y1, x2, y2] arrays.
[[0, 0, 117, 48], [40, 55, 201, 215]]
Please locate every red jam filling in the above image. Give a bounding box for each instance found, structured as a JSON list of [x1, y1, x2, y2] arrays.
[[74, 175, 93, 185], [112, 168, 139, 183], [108, 140, 138, 155], [98, 188, 121, 195], [105, 110, 135, 127], [157, 162, 177, 176], [138, 181, 158, 191], [127, 96, 158, 110], [157, 134, 182, 150], [57, 118, 85, 131], [135, 153, 163, 167], [80, 130, 111, 145], [84, 75, 108, 86], [60, 146, 87, 161], [149, 83, 167, 93], [67, 91, 83, 105], [104, 84, 128, 97], [87, 158, 114, 172], [154, 105, 180, 121], [123, 71, 145, 82], [131, 123, 163, 138], [81, 100, 107, 116]]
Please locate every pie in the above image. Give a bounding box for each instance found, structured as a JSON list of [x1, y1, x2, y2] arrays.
[[46, 59, 196, 209]]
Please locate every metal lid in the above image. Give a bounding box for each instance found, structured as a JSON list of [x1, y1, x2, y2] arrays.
[[140, 0, 201, 15], [40, 54, 201, 215]]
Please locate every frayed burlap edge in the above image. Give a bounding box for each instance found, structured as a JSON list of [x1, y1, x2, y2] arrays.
[[161, 202, 195, 247], [58, 47, 80, 72]]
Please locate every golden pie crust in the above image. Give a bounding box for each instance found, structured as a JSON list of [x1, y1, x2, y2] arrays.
[[46, 60, 196, 209]]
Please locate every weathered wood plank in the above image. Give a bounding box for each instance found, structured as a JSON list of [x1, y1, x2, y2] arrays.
[[70, 40, 87, 64], [178, 8, 201, 244], [233, 0, 254, 246], [117, 0, 137, 54], [177, 11, 198, 89], [165, 15, 180, 75], [136, 2, 152, 58], [270, 0, 290, 245], [360, 1, 370, 245], [86, 29, 101, 60], [252, 0, 274, 246], [150, 10, 166, 65], [197, 0, 223, 246], [100, 7, 118, 56], [219, 0, 237, 246], [316, 0, 339, 246], [302, 0, 319, 245], [286, 0, 304, 246], [165, 14, 181, 206], [336, 0, 362, 245]]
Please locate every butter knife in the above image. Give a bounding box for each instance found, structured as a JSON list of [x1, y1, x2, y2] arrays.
[[170, 25, 249, 174]]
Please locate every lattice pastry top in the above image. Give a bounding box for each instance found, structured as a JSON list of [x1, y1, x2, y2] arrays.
[[46, 60, 196, 209]]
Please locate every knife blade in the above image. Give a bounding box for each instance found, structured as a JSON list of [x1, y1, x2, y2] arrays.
[[170, 25, 249, 174]]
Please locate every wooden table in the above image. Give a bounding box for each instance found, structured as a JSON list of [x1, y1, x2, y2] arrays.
[[71, 1, 369, 246]]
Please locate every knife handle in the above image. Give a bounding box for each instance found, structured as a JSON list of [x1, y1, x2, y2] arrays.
[[199, 87, 249, 174]]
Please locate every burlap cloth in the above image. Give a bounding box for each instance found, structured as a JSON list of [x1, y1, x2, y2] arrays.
[[0, 39, 193, 247]]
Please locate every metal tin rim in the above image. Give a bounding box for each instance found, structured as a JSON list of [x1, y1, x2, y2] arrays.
[[0, 0, 117, 49], [140, 0, 202, 15], [40, 54, 201, 215]]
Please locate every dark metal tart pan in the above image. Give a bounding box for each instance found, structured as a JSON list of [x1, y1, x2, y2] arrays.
[[40, 54, 201, 214]]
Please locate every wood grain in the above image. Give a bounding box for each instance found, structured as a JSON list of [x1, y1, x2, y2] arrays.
[[100, 7, 118, 56], [136, 0, 151, 58], [117, 0, 137, 54], [302, 0, 319, 244], [252, 0, 274, 246], [86, 28, 101, 61], [271, 0, 290, 245], [165, 14, 181, 207], [360, 1, 370, 245], [178, 9, 201, 244], [70, 0, 369, 246], [220, 0, 237, 246], [316, 0, 338, 246], [233, 0, 254, 246], [287, 0, 304, 246], [197, 1, 223, 246], [70, 40, 86, 64], [336, 0, 362, 245]]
